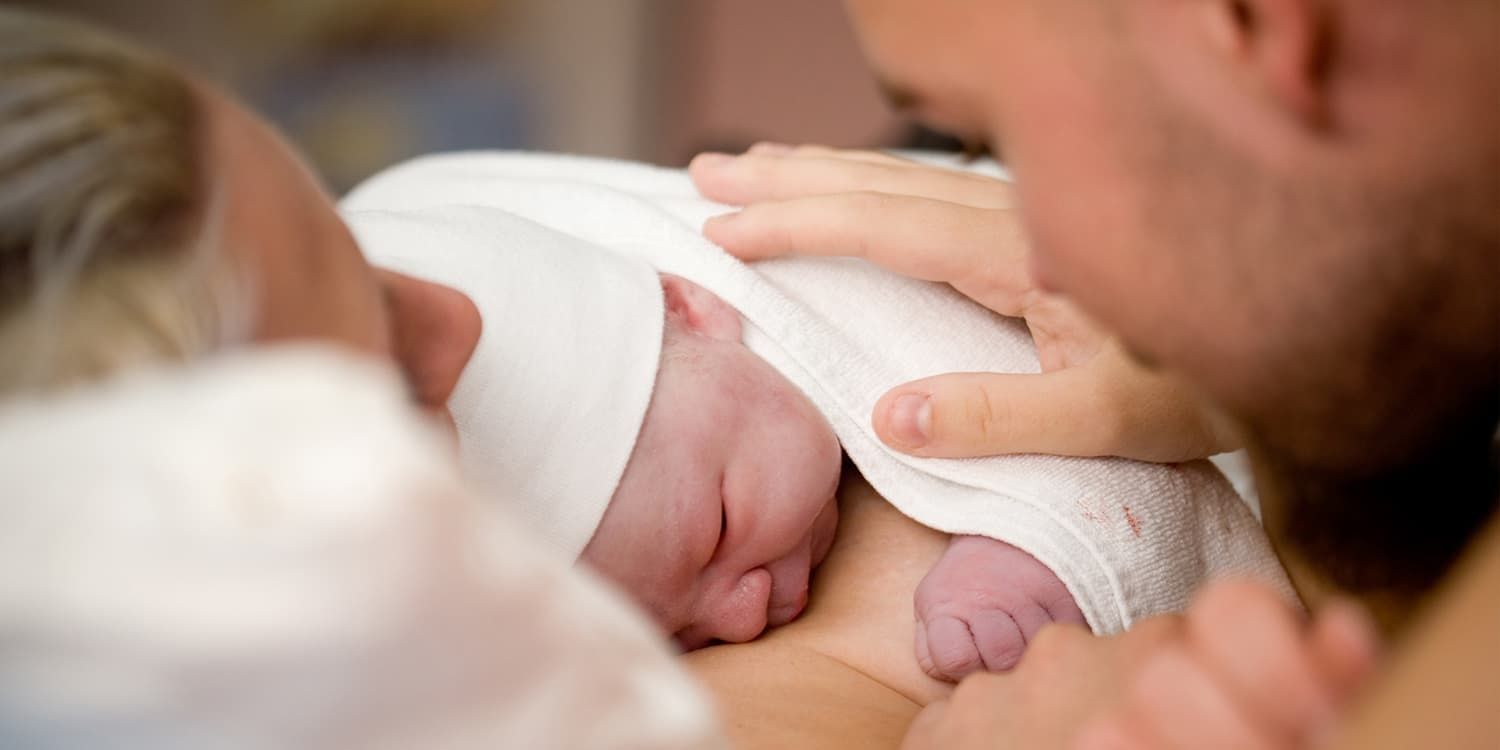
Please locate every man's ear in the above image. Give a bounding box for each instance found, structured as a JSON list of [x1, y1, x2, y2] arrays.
[[660, 273, 743, 342], [1197, 0, 1330, 126]]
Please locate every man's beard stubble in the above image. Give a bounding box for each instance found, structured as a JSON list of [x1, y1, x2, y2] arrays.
[[1128, 84, 1500, 606], [1232, 172, 1500, 604], [1249, 419, 1498, 601]]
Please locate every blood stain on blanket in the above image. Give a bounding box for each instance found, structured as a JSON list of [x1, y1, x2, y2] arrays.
[[1122, 505, 1143, 538], [1076, 497, 1110, 525]]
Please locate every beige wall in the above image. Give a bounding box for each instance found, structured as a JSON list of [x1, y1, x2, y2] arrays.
[[652, 0, 903, 164], [21, 0, 906, 168]]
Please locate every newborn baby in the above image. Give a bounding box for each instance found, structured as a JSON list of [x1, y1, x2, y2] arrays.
[[342, 152, 1294, 684], [584, 272, 1083, 662], [580, 272, 844, 650], [343, 200, 1082, 679]]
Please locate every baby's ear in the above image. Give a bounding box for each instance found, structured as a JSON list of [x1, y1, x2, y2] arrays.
[[660, 274, 743, 342]]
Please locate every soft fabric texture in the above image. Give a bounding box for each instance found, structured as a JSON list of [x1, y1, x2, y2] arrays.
[[0, 346, 722, 750], [346, 208, 664, 561], [343, 152, 1297, 634]]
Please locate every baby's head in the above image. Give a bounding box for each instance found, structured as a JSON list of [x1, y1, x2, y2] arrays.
[[580, 275, 842, 650], [358, 209, 840, 649]]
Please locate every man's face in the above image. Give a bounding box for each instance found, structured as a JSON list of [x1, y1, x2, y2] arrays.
[[843, 0, 1498, 450], [843, 0, 1500, 597], [843, 0, 1265, 402]]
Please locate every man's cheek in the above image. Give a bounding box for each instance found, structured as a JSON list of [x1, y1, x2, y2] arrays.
[[1012, 181, 1083, 291]]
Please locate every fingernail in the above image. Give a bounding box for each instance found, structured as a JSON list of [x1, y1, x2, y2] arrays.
[[705, 213, 747, 241], [888, 393, 932, 447], [750, 142, 793, 155], [692, 152, 733, 169], [704, 211, 736, 227]]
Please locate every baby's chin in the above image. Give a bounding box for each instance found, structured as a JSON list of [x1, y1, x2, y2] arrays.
[[770, 380, 842, 569]]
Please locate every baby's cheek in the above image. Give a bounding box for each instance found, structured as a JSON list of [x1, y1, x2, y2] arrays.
[[810, 500, 840, 568], [780, 399, 841, 487]]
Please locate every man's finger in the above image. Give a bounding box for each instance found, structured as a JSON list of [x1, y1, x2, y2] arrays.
[[703, 190, 1028, 296], [689, 151, 1013, 209], [1186, 581, 1342, 743], [1073, 714, 1145, 750], [1123, 644, 1280, 750], [747, 142, 915, 166], [899, 699, 952, 750], [1308, 599, 1382, 704], [872, 369, 1121, 459], [1090, 346, 1236, 462], [876, 358, 1233, 462]]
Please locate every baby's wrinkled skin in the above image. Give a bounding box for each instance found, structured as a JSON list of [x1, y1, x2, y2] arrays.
[[915, 535, 1086, 679], [581, 275, 1084, 677]]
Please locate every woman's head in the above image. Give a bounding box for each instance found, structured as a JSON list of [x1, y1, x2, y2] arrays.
[[0, 9, 478, 424], [0, 10, 227, 390]]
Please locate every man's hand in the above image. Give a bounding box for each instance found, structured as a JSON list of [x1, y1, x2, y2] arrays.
[[902, 616, 1183, 749], [900, 580, 1381, 750], [690, 144, 1235, 462], [1074, 582, 1379, 750]]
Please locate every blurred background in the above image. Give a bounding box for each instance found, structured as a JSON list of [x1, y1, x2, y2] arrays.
[[23, 0, 946, 193]]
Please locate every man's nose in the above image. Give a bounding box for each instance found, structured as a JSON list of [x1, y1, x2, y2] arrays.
[[697, 567, 772, 644]]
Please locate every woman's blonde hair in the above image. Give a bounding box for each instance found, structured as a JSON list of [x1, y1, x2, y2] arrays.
[[0, 9, 247, 395]]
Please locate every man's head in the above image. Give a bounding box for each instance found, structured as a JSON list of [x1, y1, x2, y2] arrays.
[[581, 275, 842, 651], [0, 9, 479, 427], [842, 0, 1499, 597]]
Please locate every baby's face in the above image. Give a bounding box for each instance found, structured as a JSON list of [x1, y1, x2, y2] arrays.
[[581, 276, 841, 651]]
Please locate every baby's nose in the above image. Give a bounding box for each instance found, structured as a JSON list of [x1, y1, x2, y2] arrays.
[[698, 568, 772, 644]]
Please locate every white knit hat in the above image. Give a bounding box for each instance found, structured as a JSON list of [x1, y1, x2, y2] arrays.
[[346, 204, 664, 560]]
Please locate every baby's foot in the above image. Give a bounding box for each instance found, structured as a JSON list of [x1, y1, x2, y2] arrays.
[[914, 535, 1086, 681]]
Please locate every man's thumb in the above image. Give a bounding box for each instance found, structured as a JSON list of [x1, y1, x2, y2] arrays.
[[872, 370, 1118, 459]]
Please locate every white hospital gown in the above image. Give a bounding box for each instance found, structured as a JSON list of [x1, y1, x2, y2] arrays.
[[0, 346, 724, 749]]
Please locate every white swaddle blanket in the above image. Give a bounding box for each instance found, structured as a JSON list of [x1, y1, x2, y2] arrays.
[[0, 347, 721, 749], [343, 152, 1296, 634]]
